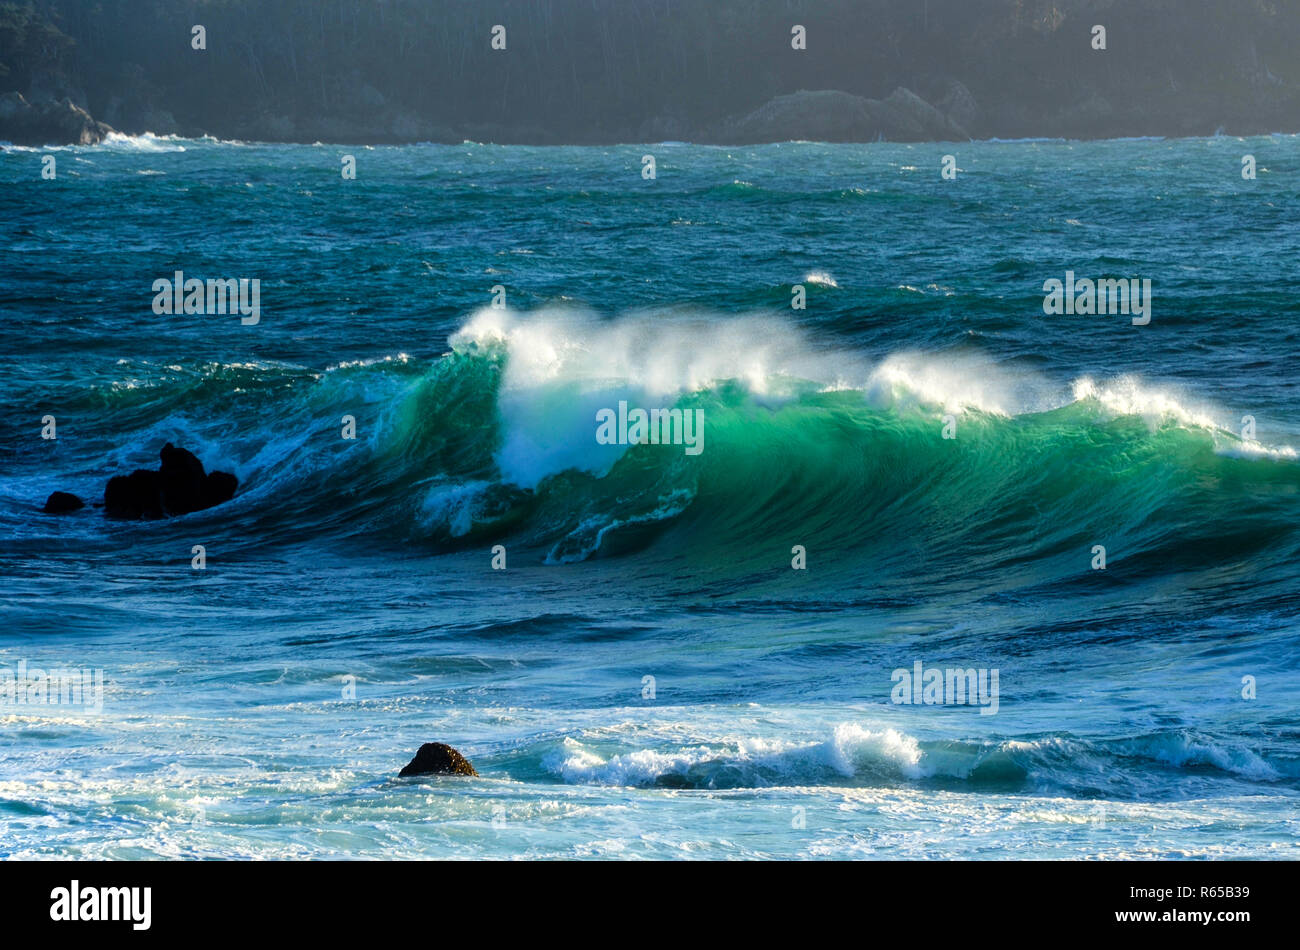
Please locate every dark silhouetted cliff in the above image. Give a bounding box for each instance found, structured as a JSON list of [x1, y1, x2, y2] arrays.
[[2, 0, 1298, 144]]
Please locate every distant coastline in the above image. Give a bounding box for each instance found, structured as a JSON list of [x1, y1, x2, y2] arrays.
[[2, 0, 1298, 147], [7, 126, 1300, 153], [4, 83, 1298, 149]]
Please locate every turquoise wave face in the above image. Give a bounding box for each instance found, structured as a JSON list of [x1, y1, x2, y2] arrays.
[[2, 136, 1299, 859], [6, 308, 1298, 611]]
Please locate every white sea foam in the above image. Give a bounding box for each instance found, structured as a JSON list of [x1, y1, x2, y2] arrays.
[[447, 309, 1298, 489], [449, 307, 862, 488], [543, 723, 939, 787], [864, 350, 1047, 416], [1072, 375, 1298, 459], [420, 480, 494, 537], [101, 132, 189, 152]]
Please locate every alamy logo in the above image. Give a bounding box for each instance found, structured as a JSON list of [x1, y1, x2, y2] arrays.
[[596, 400, 703, 455], [152, 270, 261, 325], [891, 660, 999, 715], [1042, 271, 1151, 325], [50, 881, 151, 930], [0, 660, 103, 715]]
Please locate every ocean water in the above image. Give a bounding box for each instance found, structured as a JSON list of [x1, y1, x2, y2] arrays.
[[1, 134, 1299, 859]]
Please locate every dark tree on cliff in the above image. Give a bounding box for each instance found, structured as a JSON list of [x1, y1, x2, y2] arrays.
[[0, 0, 72, 87]]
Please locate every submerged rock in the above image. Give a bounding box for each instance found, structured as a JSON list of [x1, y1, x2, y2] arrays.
[[104, 443, 238, 519], [399, 743, 478, 777], [41, 491, 85, 514]]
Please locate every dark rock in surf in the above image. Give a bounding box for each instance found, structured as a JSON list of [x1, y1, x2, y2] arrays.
[[103, 443, 238, 519], [399, 743, 478, 777], [0, 92, 114, 146], [200, 470, 238, 510], [105, 469, 165, 519], [159, 442, 208, 514], [41, 491, 85, 514]]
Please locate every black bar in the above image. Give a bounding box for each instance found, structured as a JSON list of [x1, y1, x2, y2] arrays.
[[1, 859, 1284, 936]]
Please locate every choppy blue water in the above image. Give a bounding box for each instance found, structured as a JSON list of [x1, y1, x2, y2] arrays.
[[1, 133, 1298, 859]]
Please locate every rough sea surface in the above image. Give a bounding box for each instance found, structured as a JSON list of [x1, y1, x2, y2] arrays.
[[1, 134, 1298, 858]]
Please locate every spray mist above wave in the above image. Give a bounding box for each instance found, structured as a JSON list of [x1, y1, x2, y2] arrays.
[[448, 306, 871, 488], [448, 306, 1295, 471]]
